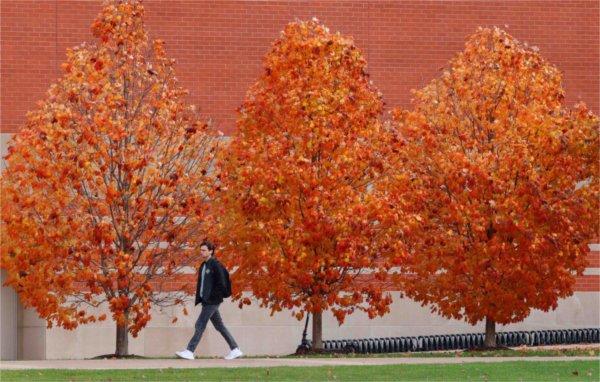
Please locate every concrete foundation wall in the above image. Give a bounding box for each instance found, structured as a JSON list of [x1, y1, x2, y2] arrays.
[[0, 135, 19, 360], [0, 270, 19, 360], [32, 291, 599, 359]]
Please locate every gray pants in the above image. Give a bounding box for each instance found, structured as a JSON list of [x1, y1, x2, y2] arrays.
[[187, 304, 238, 352]]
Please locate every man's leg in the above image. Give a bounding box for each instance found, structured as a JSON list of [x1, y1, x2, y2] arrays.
[[210, 307, 238, 350], [187, 304, 219, 352]]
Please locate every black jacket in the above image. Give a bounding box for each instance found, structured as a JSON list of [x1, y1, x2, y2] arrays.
[[194, 257, 231, 306]]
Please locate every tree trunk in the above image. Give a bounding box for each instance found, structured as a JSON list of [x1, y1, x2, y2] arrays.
[[312, 311, 323, 350], [484, 316, 496, 348], [115, 319, 129, 357]]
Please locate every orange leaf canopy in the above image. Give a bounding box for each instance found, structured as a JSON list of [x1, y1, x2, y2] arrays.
[[216, 20, 401, 323], [0, 0, 219, 335], [389, 27, 599, 325]]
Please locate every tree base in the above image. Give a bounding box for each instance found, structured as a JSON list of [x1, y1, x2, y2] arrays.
[[90, 354, 147, 360], [294, 346, 356, 356], [467, 345, 512, 352]]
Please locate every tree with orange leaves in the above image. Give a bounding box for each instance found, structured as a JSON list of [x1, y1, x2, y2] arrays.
[[215, 19, 401, 350], [0, 0, 220, 356], [388, 27, 598, 347]]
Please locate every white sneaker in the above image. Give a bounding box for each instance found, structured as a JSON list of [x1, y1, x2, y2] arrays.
[[224, 347, 243, 360], [175, 349, 195, 360]]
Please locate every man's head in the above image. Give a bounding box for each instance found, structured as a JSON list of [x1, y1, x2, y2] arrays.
[[200, 241, 215, 260]]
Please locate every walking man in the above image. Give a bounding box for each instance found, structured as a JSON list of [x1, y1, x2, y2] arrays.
[[176, 241, 243, 360]]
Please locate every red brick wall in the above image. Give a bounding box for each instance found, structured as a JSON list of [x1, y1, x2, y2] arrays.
[[574, 275, 599, 292], [2, 1, 598, 135], [163, 247, 600, 292], [585, 248, 600, 268], [575, 247, 599, 292], [2, 1, 599, 294]]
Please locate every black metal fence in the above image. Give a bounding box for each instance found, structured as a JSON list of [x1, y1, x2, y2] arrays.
[[321, 328, 600, 353]]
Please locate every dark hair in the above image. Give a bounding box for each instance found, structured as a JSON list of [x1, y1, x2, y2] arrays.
[[200, 241, 215, 255]]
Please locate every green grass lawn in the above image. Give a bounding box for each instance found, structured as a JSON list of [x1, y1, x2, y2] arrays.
[[1, 361, 598, 381]]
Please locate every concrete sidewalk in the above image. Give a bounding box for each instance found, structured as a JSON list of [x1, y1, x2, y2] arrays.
[[1, 356, 598, 370]]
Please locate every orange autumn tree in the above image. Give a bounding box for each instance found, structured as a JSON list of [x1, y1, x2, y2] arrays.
[[388, 27, 599, 347], [216, 20, 400, 349], [0, 0, 220, 356]]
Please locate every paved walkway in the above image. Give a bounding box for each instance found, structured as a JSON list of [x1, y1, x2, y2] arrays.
[[1, 355, 598, 370]]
